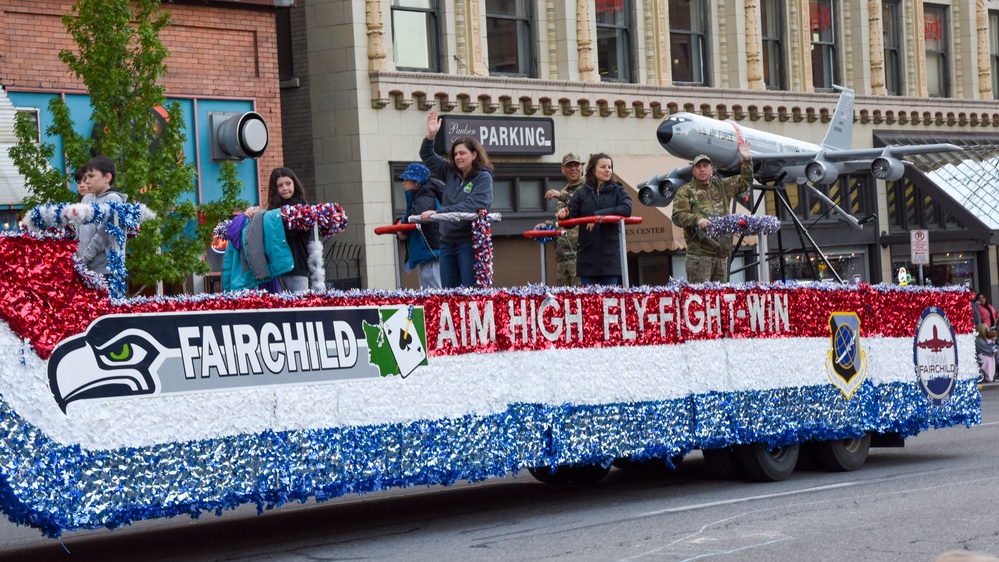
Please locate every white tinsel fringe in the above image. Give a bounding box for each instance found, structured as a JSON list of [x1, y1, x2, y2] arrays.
[[308, 239, 325, 291]]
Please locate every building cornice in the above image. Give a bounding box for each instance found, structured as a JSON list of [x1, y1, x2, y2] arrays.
[[369, 71, 999, 127]]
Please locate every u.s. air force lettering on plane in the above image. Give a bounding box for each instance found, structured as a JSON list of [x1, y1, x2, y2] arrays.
[[46, 306, 428, 413]]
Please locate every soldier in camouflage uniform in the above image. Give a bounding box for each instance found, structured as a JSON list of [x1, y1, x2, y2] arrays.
[[672, 140, 753, 283], [541, 153, 585, 286]]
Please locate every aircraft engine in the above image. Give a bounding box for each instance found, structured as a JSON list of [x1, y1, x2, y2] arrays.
[[805, 160, 840, 184], [658, 177, 683, 201], [871, 156, 905, 181], [637, 175, 684, 207], [638, 185, 668, 207]]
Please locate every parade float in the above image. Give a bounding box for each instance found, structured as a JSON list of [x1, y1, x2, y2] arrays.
[[0, 202, 980, 537]]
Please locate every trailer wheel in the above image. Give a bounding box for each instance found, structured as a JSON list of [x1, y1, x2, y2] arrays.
[[812, 434, 870, 472], [734, 442, 799, 482], [527, 465, 569, 484], [566, 463, 611, 484], [701, 447, 743, 480]]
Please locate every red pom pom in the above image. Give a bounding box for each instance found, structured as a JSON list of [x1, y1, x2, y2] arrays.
[[738, 219, 747, 227]]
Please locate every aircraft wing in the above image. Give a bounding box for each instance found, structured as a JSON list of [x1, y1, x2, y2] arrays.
[[749, 143, 962, 165], [823, 143, 962, 161]]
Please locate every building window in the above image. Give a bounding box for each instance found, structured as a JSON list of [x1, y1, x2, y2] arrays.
[[990, 11, 999, 99], [14, 108, 41, 143], [761, 0, 785, 90], [391, 0, 441, 72], [810, 0, 839, 91], [595, 0, 632, 82], [669, 0, 708, 85], [883, 0, 903, 95], [486, 0, 535, 77], [924, 4, 949, 97]]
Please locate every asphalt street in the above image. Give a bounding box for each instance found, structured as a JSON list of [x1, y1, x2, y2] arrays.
[[0, 384, 997, 561]]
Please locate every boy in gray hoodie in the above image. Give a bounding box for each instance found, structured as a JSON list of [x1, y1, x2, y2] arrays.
[[77, 155, 125, 274]]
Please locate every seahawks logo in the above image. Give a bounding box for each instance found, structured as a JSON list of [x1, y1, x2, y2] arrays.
[[48, 328, 172, 413]]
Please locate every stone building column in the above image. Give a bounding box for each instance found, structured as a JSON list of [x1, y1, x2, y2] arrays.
[[576, 0, 596, 81], [788, 0, 813, 92], [746, 0, 765, 90], [365, 0, 387, 71], [455, 0, 487, 75], [909, 0, 928, 97], [978, 0, 993, 99], [648, 0, 671, 85], [868, 0, 886, 95]]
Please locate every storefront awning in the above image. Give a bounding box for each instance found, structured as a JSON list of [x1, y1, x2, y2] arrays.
[[613, 154, 687, 253], [613, 154, 757, 253]]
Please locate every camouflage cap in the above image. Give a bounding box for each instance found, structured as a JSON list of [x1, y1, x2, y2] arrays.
[[561, 153, 583, 166], [692, 154, 712, 166]]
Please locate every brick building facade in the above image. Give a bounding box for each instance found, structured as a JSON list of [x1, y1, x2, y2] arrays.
[[0, 0, 291, 204]]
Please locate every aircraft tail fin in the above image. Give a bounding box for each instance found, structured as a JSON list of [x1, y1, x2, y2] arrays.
[[820, 86, 855, 151]]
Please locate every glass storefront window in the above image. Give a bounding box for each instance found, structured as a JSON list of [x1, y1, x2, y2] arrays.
[[0, 211, 19, 232], [518, 179, 543, 211], [770, 250, 866, 283], [891, 253, 974, 287]]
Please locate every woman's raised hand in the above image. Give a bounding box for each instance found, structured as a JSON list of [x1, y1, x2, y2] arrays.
[[427, 109, 441, 139]]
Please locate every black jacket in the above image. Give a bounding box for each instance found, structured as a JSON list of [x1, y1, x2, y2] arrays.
[[566, 181, 633, 277]]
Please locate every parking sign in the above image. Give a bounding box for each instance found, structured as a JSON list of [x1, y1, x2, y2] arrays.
[[911, 229, 929, 265]]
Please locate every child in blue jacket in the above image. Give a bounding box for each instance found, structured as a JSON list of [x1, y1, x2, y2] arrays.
[[396, 163, 441, 288]]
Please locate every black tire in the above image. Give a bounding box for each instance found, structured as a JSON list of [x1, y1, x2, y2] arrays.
[[527, 465, 569, 484], [565, 463, 611, 484], [733, 442, 799, 482], [701, 447, 743, 480], [812, 434, 871, 472]]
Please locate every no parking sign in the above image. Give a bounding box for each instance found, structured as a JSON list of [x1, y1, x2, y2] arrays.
[[911, 229, 929, 265]]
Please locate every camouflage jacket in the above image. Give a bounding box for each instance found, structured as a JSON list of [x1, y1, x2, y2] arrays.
[[543, 178, 584, 261], [671, 158, 753, 258]]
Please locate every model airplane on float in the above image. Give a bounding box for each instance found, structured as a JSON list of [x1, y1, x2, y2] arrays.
[[638, 86, 962, 228]]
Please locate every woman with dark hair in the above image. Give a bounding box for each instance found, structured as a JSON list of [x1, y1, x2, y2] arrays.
[[420, 109, 494, 288], [266, 167, 311, 291], [242, 167, 312, 292], [975, 292, 997, 328], [556, 153, 632, 286]]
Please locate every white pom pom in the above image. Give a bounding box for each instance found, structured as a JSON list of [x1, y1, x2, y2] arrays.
[[308, 239, 325, 291]]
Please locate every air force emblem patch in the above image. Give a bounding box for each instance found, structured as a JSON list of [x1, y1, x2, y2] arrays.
[[826, 312, 868, 399], [913, 306, 958, 406]]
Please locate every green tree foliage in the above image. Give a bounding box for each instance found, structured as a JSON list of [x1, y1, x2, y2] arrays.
[[8, 0, 246, 291]]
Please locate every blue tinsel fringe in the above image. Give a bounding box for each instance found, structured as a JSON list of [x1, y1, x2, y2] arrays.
[[0, 378, 980, 537]]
